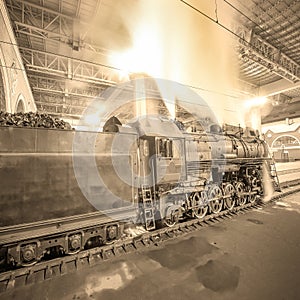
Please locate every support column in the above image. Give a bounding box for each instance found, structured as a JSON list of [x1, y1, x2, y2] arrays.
[[0, 1, 36, 112]]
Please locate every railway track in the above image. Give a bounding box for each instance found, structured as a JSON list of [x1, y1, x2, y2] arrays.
[[1, 183, 300, 293]]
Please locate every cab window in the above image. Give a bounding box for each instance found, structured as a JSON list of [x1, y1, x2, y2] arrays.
[[157, 138, 173, 158]]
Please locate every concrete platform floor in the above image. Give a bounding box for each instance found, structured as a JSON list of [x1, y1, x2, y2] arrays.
[[2, 192, 300, 300], [276, 161, 300, 184], [275, 160, 300, 172]]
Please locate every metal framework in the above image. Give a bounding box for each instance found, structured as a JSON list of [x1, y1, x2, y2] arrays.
[[10, 1, 299, 86], [27, 73, 106, 119], [6, 0, 107, 54], [4, 0, 114, 119], [3, 0, 300, 121], [20, 47, 117, 85], [33, 91, 100, 118], [28, 74, 105, 99], [234, 24, 300, 84]]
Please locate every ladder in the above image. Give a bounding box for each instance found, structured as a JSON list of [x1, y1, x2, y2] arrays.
[[268, 159, 281, 192], [141, 185, 156, 230]]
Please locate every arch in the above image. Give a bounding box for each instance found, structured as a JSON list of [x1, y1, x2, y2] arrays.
[[0, 45, 11, 111], [271, 134, 300, 149], [15, 94, 26, 113]]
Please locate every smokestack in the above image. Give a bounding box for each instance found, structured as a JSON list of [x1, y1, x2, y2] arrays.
[[134, 77, 147, 117], [132, 74, 161, 117]]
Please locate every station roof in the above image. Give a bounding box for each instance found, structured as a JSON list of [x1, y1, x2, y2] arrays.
[[4, 0, 300, 124]]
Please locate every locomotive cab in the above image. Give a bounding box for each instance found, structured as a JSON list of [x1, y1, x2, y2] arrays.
[[154, 136, 186, 184], [129, 116, 186, 187]]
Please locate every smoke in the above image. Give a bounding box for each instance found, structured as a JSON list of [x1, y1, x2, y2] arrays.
[[82, 0, 137, 51], [105, 0, 239, 125], [262, 161, 274, 202], [241, 97, 275, 130]]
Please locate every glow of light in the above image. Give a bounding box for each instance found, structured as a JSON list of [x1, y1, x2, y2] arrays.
[[244, 97, 268, 108], [109, 22, 176, 117], [84, 114, 100, 126], [109, 24, 163, 78], [81, 104, 107, 130]]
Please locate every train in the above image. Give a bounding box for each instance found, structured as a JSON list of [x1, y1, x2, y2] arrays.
[[0, 113, 271, 268]]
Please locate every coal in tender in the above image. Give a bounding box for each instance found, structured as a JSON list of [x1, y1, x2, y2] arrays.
[[0, 111, 72, 130]]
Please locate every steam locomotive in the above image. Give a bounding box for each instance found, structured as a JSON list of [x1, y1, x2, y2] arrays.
[[0, 114, 270, 267]]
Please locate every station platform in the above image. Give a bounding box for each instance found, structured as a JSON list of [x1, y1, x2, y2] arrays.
[[2, 190, 300, 300], [276, 161, 300, 186]]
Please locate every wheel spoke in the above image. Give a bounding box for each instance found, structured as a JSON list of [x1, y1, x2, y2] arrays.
[[224, 183, 235, 210], [191, 192, 208, 219], [236, 182, 246, 206], [209, 186, 223, 213]]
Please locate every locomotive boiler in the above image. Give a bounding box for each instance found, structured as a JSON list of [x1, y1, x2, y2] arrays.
[[0, 114, 270, 267], [116, 116, 269, 229]]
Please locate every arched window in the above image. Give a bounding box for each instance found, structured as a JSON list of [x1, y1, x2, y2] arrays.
[[16, 99, 25, 112], [271, 135, 300, 150], [15, 94, 26, 113]]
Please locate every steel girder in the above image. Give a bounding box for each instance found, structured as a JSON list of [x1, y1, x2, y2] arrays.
[[234, 24, 300, 83]]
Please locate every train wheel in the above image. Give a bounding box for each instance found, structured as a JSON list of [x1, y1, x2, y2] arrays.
[[67, 234, 82, 254], [236, 182, 247, 206], [224, 183, 235, 210], [164, 207, 180, 227], [105, 225, 118, 244], [192, 191, 208, 219], [248, 189, 258, 204], [20, 244, 38, 267], [209, 186, 224, 213]]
